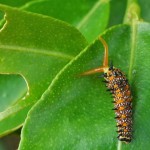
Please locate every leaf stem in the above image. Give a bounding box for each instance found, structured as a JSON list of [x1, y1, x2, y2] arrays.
[[123, 0, 141, 24], [117, 141, 122, 150]]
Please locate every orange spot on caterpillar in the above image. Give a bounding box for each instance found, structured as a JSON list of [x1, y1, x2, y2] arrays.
[[109, 76, 114, 81], [116, 99, 124, 104], [121, 114, 126, 118], [116, 93, 122, 97], [119, 106, 124, 111], [114, 84, 118, 88], [123, 123, 128, 127], [116, 89, 120, 93]]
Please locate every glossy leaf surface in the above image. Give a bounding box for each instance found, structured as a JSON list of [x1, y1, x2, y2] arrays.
[[0, 4, 87, 136], [0, 74, 27, 112], [20, 22, 150, 149], [21, 0, 110, 42]]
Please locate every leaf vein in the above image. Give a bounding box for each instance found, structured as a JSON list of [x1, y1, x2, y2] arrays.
[[0, 45, 74, 60], [128, 21, 137, 80]]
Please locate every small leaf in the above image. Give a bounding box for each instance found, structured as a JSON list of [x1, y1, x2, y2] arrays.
[[0, 74, 27, 112]]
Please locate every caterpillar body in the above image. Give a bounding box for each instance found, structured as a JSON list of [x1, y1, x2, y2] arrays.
[[81, 37, 132, 143]]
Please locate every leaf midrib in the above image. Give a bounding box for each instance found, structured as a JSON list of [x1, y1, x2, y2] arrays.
[[128, 21, 137, 82], [0, 45, 74, 60]]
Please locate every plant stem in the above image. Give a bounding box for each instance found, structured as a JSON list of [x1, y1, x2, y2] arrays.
[[123, 0, 141, 24], [117, 141, 122, 150]]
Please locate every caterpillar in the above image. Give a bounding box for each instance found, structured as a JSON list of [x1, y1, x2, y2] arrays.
[[81, 37, 132, 143]]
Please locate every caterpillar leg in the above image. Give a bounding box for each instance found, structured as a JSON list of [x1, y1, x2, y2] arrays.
[[81, 37, 109, 76]]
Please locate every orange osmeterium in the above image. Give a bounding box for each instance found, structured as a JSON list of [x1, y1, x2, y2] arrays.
[[81, 36, 132, 143]]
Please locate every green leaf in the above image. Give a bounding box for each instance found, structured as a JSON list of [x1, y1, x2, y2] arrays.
[[123, 0, 141, 24], [19, 21, 150, 149], [20, 0, 110, 42], [0, 74, 27, 112], [0, 4, 87, 136], [108, 0, 127, 26], [0, 0, 109, 136], [138, 0, 150, 22]]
